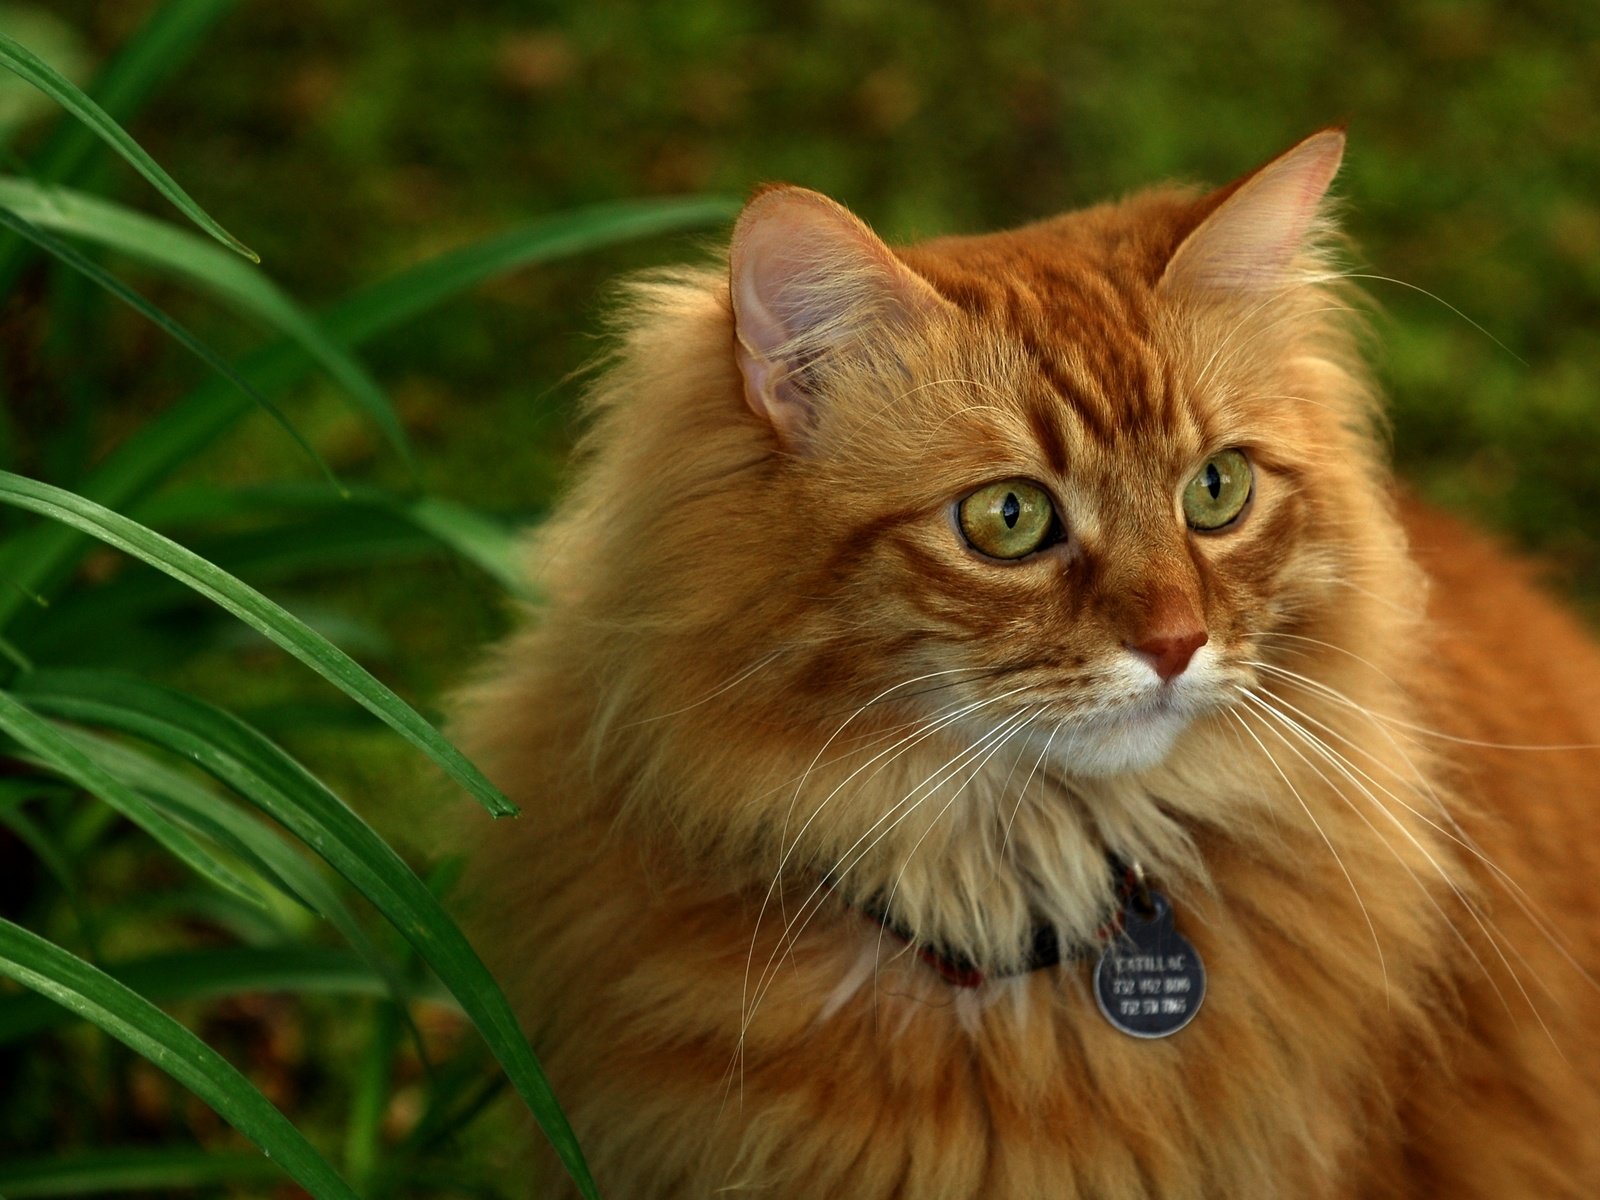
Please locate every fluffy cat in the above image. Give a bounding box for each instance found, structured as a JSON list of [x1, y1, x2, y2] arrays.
[[454, 130, 1600, 1197]]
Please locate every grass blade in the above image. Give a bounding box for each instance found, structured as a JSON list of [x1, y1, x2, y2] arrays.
[[30, 0, 241, 188], [0, 921, 357, 1200], [140, 482, 532, 598], [0, 0, 239, 298], [0, 195, 735, 633], [0, 30, 255, 260], [329, 197, 740, 339], [402, 495, 530, 599], [0, 203, 336, 487], [0, 176, 414, 471], [15, 671, 599, 1199], [53, 722, 436, 1068], [0, 472, 511, 817], [0, 945, 446, 1045], [344, 998, 402, 1193], [0, 688, 268, 908], [0, 1147, 281, 1198]]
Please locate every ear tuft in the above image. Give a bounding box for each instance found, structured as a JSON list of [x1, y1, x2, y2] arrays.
[[1160, 128, 1346, 294], [729, 187, 945, 447]]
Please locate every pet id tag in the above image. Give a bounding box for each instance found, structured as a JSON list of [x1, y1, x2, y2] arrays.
[[1093, 889, 1205, 1039]]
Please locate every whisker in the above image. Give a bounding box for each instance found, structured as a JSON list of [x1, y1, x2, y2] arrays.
[[1314, 271, 1527, 367], [1243, 686, 1567, 1056], [744, 706, 1039, 1040], [1239, 688, 1528, 1028], [619, 648, 789, 728], [1247, 659, 1600, 752], [873, 708, 1044, 1000], [1225, 706, 1390, 1001], [739, 685, 1031, 1064], [1247, 670, 1600, 997]]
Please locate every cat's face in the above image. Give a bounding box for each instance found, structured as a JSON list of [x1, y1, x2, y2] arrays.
[[720, 130, 1369, 785], [556, 130, 1401, 931]]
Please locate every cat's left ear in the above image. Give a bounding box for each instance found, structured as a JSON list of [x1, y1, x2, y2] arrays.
[[1159, 128, 1345, 294], [729, 186, 951, 448]]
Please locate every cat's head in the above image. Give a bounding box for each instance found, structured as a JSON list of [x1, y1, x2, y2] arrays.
[[532, 129, 1415, 932]]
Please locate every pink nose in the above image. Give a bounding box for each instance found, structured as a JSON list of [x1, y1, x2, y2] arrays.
[[1127, 628, 1207, 683]]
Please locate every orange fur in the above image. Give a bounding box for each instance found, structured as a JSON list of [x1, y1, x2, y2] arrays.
[[453, 132, 1600, 1197]]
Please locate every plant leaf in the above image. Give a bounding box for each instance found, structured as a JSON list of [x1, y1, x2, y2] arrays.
[[0, 688, 268, 908], [0, 0, 240, 298], [0, 176, 414, 471], [31, 0, 241, 187], [15, 670, 598, 1199], [0, 1147, 282, 1199], [52, 721, 434, 1068], [0, 194, 735, 633], [0, 29, 255, 259], [0, 473, 512, 817], [0, 203, 336, 486], [0, 944, 448, 1045], [0, 920, 357, 1199]]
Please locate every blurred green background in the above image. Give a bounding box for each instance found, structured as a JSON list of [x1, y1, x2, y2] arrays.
[[2, 0, 1598, 1191]]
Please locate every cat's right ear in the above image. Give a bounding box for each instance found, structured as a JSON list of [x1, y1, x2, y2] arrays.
[[729, 186, 948, 448], [1158, 128, 1345, 294]]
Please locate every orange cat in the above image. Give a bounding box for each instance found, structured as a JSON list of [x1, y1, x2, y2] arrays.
[[455, 130, 1600, 1197]]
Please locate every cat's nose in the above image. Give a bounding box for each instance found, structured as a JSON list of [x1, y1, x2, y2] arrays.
[[1128, 628, 1208, 683], [1122, 590, 1208, 683]]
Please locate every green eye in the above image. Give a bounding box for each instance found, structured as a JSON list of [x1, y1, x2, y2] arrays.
[[1182, 449, 1253, 531], [958, 479, 1057, 560]]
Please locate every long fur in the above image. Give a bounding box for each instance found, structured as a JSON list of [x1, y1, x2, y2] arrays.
[[452, 139, 1600, 1197]]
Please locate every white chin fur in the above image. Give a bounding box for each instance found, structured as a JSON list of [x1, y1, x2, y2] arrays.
[[1050, 706, 1192, 777], [1045, 647, 1222, 777]]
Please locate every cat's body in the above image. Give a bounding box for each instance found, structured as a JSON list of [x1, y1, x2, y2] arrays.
[[456, 132, 1600, 1197]]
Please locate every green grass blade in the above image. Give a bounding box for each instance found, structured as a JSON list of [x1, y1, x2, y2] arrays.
[[14, 672, 598, 1200], [0, 922, 357, 1200], [0, 203, 336, 488], [0, 195, 734, 632], [0, 176, 414, 471], [344, 998, 402, 1194], [45, 728, 318, 915], [403, 495, 531, 599], [139, 482, 532, 593], [30, 0, 241, 188], [0, 689, 268, 908], [54, 722, 436, 1069], [0, 472, 511, 817], [0, 30, 255, 260], [25, 516, 448, 661], [0, 945, 446, 1045], [0, 1148, 281, 1198], [0, 0, 239, 298], [140, 482, 532, 598], [324, 197, 740, 341]]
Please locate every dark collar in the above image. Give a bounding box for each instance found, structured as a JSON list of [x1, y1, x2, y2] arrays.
[[833, 856, 1137, 989]]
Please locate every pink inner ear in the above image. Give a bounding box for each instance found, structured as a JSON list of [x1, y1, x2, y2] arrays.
[[1161, 129, 1346, 293], [728, 187, 949, 447]]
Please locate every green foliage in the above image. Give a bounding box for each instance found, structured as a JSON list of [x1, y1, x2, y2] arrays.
[[0, 4, 738, 1194]]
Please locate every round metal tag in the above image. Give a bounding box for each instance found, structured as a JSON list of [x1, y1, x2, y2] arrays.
[[1093, 890, 1205, 1039]]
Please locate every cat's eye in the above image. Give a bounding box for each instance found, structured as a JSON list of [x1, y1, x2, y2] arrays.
[[958, 479, 1058, 560], [1182, 449, 1253, 531]]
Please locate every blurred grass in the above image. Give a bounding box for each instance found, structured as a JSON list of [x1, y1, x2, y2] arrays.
[[4, 0, 1598, 1189]]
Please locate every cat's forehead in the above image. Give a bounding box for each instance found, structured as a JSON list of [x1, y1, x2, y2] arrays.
[[884, 197, 1221, 479], [893, 189, 1200, 333]]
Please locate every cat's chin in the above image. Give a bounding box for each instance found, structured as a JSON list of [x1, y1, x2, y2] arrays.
[[1047, 704, 1194, 778]]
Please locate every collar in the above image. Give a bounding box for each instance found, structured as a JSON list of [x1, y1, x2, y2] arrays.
[[833, 856, 1141, 989]]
